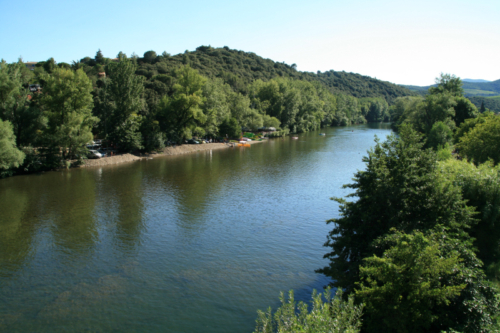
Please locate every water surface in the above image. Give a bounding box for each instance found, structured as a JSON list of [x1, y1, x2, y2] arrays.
[[0, 123, 392, 332]]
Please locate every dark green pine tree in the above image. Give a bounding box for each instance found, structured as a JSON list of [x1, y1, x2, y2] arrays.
[[480, 101, 486, 113]]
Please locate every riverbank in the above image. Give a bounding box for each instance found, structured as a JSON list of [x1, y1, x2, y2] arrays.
[[82, 141, 265, 167]]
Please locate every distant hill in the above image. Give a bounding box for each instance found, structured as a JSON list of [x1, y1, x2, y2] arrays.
[[463, 79, 491, 83], [469, 96, 500, 113], [402, 79, 500, 98], [140, 46, 416, 103]]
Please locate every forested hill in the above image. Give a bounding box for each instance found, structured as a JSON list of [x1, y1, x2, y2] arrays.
[[135, 46, 415, 103]]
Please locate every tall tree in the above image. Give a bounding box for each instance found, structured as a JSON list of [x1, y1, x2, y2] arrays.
[[0, 61, 44, 147], [157, 66, 206, 142], [106, 59, 145, 151], [458, 115, 500, 165], [429, 73, 464, 97], [40, 68, 98, 160], [0, 119, 25, 171], [95, 49, 105, 64]]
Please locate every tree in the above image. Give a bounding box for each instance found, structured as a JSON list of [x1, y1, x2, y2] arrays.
[[157, 66, 206, 142], [201, 78, 231, 137], [0, 60, 43, 147], [317, 125, 475, 294], [355, 229, 465, 332], [106, 59, 145, 151], [454, 111, 495, 143], [219, 117, 240, 139], [254, 288, 363, 333], [356, 227, 499, 332], [427, 121, 453, 150], [458, 115, 500, 165], [429, 73, 464, 97], [95, 49, 105, 64], [480, 101, 486, 113], [40, 68, 98, 160], [453, 96, 478, 127], [0, 119, 25, 171], [440, 159, 500, 270], [143, 50, 157, 64]]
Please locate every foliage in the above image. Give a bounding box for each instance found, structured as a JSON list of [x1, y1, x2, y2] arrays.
[[436, 143, 453, 161], [0, 60, 43, 147], [138, 46, 414, 103], [453, 97, 478, 127], [254, 288, 363, 333], [157, 66, 207, 142], [317, 125, 475, 295], [469, 96, 500, 113], [392, 75, 477, 135], [454, 111, 495, 143], [427, 121, 453, 150], [457, 115, 500, 165], [40, 68, 97, 160], [218, 117, 240, 139], [439, 159, 500, 270], [357, 227, 499, 333], [106, 59, 145, 151], [0, 119, 25, 171], [429, 73, 464, 97], [356, 228, 466, 332]]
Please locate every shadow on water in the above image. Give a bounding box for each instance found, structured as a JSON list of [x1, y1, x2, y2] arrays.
[[94, 164, 145, 252], [0, 124, 394, 332]]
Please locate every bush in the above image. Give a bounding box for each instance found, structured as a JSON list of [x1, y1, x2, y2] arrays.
[[254, 288, 363, 333]]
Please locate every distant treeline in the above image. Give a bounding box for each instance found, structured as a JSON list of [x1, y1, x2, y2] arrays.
[[1, 47, 411, 177]]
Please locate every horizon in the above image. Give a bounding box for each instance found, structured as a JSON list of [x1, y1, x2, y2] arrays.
[[2, 0, 499, 86]]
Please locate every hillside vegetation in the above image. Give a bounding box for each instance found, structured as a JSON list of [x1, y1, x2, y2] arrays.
[[404, 79, 500, 98], [127, 46, 415, 103], [1, 46, 418, 177]]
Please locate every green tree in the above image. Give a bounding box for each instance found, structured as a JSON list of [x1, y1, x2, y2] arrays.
[[106, 59, 145, 151], [440, 159, 500, 270], [40, 68, 98, 160], [201, 78, 231, 137], [317, 125, 475, 294], [143, 50, 157, 64], [480, 101, 486, 113], [427, 121, 453, 150], [0, 119, 25, 171], [458, 115, 500, 165], [95, 49, 105, 64], [355, 228, 466, 332], [0, 60, 43, 147], [219, 117, 240, 139], [157, 66, 206, 142], [254, 288, 363, 333], [429, 73, 464, 97], [454, 111, 495, 143], [453, 96, 478, 127]]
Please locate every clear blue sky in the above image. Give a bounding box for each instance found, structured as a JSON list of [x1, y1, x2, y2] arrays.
[[1, 0, 499, 86]]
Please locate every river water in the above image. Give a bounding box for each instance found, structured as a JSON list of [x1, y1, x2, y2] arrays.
[[0, 123, 392, 332]]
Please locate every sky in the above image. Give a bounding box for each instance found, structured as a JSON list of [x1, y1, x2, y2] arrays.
[[1, 0, 499, 86]]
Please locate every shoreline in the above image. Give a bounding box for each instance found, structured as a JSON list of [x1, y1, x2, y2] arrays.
[[82, 140, 265, 168]]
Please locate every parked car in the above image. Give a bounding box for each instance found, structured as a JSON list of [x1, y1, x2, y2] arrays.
[[187, 139, 199, 144], [87, 150, 103, 159]]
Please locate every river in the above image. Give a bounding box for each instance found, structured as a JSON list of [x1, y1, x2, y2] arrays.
[[0, 123, 392, 332]]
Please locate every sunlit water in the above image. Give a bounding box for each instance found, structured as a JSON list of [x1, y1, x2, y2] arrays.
[[0, 123, 392, 332]]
